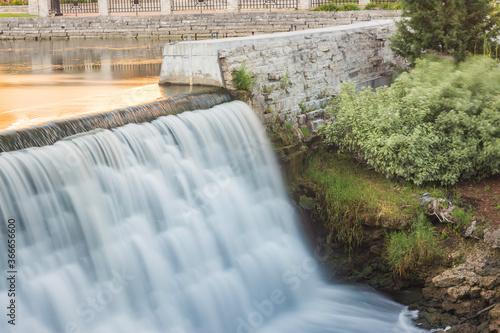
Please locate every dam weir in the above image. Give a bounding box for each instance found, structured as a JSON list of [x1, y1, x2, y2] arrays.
[[0, 96, 426, 333]]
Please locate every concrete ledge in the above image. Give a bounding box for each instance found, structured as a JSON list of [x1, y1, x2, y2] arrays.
[[159, 19, 396, 86]]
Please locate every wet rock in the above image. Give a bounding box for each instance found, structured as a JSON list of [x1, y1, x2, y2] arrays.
[[419, 311, 442, 327]]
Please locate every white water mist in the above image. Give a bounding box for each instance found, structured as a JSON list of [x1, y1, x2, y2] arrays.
[[0, 101, 427, 333]]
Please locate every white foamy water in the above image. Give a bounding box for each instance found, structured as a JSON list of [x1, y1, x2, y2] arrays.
[[0, 101, 428, 333]]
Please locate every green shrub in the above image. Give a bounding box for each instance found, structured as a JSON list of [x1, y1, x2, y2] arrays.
[[364, 2, 378, 10], [313, 3, 359, 11], [364, 2, 400, 10], [386, 214, 438, 276], [340, 3, 359, 11], [313, 4, 340, 11], [231, 61, 256, 91], [319, 56, 500, 185], [380, 2, 400, 10]]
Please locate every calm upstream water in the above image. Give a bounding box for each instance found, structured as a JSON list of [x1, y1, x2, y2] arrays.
[[0, 39, 206, 131]]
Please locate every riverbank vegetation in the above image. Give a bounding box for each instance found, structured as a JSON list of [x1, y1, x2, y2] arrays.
[[288, 1, 500, 330], [294, 147, 451, 275], [319, 56, 500, 186]]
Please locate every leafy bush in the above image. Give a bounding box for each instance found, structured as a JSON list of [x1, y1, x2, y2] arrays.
[[319, 56, 500, 185], [386, 214, 438, 276], [380, 2, 400, 10], [364, 2, 378, 10], [313, 4, 340, 11], [391, 0, 500, 64], [313, 3, 359, 11], [339, 3, 359, 11], [364, 2, 400, 10], [231, 61, 256, 91]]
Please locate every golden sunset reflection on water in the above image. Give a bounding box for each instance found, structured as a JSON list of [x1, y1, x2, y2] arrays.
[[0, 39, 199, 132]]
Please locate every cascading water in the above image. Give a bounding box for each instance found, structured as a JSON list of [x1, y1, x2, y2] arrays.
[[0, 100, 427, 333]]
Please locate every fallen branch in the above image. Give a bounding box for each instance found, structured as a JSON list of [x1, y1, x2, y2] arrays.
[[457, 303, 497, 325]]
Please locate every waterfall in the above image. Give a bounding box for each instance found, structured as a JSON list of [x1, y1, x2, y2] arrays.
[[0, 101, 426, 333]]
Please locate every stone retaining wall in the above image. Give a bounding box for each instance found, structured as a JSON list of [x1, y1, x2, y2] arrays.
[[0, 5, 28, 13], [0, 10, 401, 40], [160, 20, 399, 130]]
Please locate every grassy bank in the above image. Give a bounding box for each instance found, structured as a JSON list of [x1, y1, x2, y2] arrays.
[[293, 146, 477, 277]]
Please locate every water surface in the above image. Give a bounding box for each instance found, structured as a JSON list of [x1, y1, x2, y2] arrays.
[[0, 39, 200, 131]]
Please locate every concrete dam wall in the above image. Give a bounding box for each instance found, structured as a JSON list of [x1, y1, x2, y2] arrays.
[[159, 20, 398, 129]]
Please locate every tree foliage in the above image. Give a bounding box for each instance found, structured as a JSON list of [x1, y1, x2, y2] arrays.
[[319, 56, 500, 185], [391, 0, 500, 64]]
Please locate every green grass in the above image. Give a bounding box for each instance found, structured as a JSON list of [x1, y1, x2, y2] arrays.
[[301, 149, 437, 250], [231, 61, 256, 91], [386, 213, 438, 276], [451, 207, 475, 228], [300, 126, 309, 138], [0, 14, 38, 17]]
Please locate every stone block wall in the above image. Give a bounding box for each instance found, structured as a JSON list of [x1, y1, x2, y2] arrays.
[[218, 20, 398, 130], [0, 10, 401, 40]]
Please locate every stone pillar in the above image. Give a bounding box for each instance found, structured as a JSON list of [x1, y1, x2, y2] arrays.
[[161, 0, 172, 14], [227, 0, 238, 11], [98, 0, 109, 16], [29, 0, 39, 15], [359, 0, 370, 6], [298, 0, 310, 9], [39, 0, 50, 17]]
